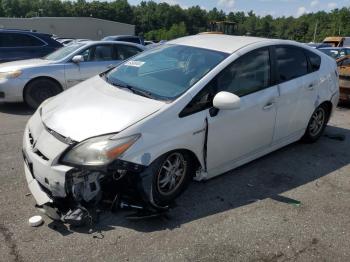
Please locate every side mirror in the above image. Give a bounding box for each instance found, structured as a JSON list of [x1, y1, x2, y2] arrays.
[[213, 91, 240, 110], [72, 55, 84, 63]]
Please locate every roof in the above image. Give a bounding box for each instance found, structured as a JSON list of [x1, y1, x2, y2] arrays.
[[0, 28, 51, 36], [169, 34, 274, 53]]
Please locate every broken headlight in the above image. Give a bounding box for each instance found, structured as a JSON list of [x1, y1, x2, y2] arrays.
[[61, 134, 140, 166]]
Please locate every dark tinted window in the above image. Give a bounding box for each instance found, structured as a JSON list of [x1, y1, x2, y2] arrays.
[[94, 45, 114, 61], [180, 48, 271, 117], [276, 46, 308, 82], [119, 37, 140, 44], [216, 48, 270, 97], [307, 51, 321, 72], [0, 33, 44, 47], [116, 45, 141, 60]]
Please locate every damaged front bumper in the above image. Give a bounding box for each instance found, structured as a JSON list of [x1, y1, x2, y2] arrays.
[[22, 120, 157, 224]]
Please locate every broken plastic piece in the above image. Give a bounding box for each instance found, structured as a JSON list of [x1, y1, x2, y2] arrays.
[[29, 215, 43, 227], [63, 208, 89, 226]]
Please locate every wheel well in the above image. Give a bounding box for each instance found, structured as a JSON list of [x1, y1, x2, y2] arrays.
[[161, 149, 202, 176], [319, 101, 333, 122], [23, 76, 63, 100]]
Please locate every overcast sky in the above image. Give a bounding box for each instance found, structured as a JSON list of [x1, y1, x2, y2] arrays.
[[127, 0, 349, 17]]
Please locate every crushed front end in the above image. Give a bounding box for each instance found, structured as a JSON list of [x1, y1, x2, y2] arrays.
[[22, 111, 158, 226]]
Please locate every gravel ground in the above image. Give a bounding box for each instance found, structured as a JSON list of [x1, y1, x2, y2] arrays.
[[0, 102, 349, 262]]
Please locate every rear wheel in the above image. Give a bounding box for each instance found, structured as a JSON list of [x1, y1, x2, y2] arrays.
[[24, 78, 62, 109], [302, 104, 330, 143]]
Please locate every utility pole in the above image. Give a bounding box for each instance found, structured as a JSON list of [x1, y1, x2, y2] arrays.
[[313, 21, 318, 43]]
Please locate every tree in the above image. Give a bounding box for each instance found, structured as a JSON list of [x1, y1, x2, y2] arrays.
[[0, 0, 349, 42]]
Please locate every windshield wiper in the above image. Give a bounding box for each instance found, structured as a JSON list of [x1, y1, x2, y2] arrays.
[[108, 79, 155, 99]]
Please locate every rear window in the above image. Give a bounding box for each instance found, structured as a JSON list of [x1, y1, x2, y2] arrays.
[[307, 51, 321, 72], [0, 33, 44, 47], [276, 46, 308, 83]]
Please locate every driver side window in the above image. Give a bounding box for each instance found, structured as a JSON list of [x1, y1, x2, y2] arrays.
[[180, 48, 271, 117]]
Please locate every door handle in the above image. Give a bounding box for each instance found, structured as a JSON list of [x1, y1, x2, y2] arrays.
[[263, 102, 274, 110]]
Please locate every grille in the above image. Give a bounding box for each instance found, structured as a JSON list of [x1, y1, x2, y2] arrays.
[[28, 129, 50, 161]]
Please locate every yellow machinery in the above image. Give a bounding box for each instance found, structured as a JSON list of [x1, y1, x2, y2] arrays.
[[200, 21, 237, 35]]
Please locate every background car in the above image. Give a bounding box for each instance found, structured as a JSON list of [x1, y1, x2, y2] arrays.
[[102, 35, 144, 45], [305, 42, 332, 49], [0, 41, 145, 108], [336, 55, 350, 102], [0, 29, 63, 63], [318, 47, 350, 59]]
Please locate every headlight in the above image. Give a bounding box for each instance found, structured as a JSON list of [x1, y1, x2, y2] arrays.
[[0, 70, 22, 80], [61, 134, 141, 166]]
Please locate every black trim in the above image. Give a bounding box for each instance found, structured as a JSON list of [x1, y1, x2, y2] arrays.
[[269, 46, 278, 86], [203, 117, 208, 171]]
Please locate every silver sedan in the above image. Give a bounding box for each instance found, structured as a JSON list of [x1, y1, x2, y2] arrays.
[[0, 41, 145, 108]]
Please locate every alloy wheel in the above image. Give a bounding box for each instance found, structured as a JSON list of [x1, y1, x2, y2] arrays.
[[156, 152, 187, 196], [309, 107, 326, 137]]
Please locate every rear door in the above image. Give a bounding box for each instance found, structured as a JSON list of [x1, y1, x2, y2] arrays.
[[272, 45, 319, 143]]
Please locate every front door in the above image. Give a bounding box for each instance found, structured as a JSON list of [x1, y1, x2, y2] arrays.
[[206, 47, 278, 175], [64, 44, 121, 88]]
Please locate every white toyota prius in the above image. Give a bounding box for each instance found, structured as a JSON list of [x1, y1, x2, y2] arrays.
[[23, 34, 339, 222]]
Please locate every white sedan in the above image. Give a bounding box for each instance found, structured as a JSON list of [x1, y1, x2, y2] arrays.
[[0, 41, 144, 108], [23, 34, 339, 223]]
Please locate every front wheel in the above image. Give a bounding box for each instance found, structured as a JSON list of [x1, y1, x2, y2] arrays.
[[150, 151, 194, 206], [302, 104, 329, 143], [24, 78, 62, 109]]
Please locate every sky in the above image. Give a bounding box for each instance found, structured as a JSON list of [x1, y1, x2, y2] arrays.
[[127, 0, 350, 17]]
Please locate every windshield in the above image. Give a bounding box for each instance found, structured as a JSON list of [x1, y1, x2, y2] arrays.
[[44, 44, 84, 61], [105, 44, 228, 100]]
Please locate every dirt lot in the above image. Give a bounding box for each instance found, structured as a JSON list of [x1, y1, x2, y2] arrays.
[[0, 103, 349, 262]]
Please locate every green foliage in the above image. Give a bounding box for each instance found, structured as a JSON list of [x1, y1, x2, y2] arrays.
[[145, 21, 187, 41], [0, 0, 349, 42]]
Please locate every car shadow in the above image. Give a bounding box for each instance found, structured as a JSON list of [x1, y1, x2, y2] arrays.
[[49, 124, 350, 235], [0, 102, 34, 115]]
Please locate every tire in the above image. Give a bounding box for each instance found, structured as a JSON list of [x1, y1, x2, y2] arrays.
[[302, 104, 330, 143], [24, 78, 62, 109], [150, 151, 194, 206]]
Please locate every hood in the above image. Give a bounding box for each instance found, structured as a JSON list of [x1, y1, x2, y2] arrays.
[[0, 59, 52, 72], [41, 76, 165, 142]]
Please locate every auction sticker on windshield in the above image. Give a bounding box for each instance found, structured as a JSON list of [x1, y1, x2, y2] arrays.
[[125, 61, 145, 67]]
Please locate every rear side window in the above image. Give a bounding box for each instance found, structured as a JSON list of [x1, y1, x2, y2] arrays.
[[0, 33, 44, 47], [94, 45, 114, 61], [307, 51, 321, 72], [116, 45, 141, 60], [276, 46, 308, 83]]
